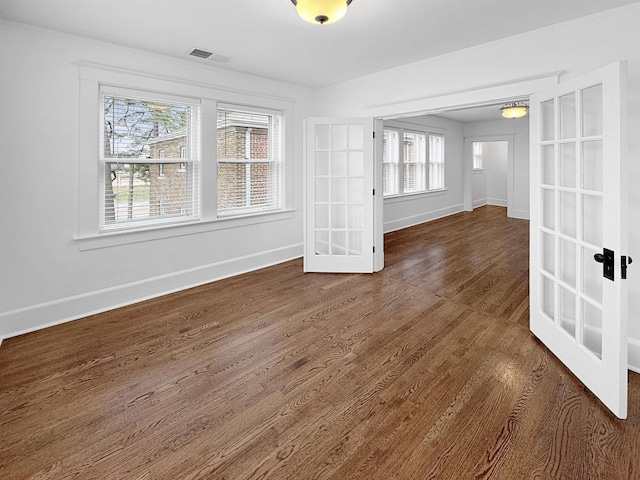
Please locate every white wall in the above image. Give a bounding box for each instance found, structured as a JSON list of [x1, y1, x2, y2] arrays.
[[0, 21, 315, 339], [316, 4, 640, 370], [483, 141, 508, 206]]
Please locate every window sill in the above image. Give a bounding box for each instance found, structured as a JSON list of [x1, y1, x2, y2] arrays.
[[473, 168, 485, 174], [74, 209, 295, 251], [384, 189, 447, 204]]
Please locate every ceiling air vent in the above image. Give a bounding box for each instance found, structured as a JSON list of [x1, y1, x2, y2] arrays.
[[188, 48, 213, 59], [186, 48, 233, 64]]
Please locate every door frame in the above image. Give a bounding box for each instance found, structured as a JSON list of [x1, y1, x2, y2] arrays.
[[463, 135, 515, 216]]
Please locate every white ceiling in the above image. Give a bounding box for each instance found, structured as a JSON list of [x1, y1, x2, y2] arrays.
[[0, 0, 637, 90]]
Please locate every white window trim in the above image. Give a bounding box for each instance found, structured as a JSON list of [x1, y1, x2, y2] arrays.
[[76, 62, 294, 250]]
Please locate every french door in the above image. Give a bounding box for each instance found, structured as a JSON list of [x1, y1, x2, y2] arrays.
[[529, 62, 628, 418], [304, 118, 376, 273]]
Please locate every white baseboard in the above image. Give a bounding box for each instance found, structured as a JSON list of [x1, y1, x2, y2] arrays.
[[0, 243, 303, 342], [383, 204, 463, 234], [508, 209, 530, 220], [473, 198, 487, 209], [487, 198, 508, 207]]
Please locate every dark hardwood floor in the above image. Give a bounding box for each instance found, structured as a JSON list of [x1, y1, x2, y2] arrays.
[[1, 205, 639, 479]]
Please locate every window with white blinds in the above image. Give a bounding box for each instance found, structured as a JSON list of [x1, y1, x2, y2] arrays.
[[429, 134, 445, 190], [383, 129, 400, 196], [383, 127, 443, 197], [403, 131, 427, 193], [100, 90, 200, 230], [217, 105, 283, 216]]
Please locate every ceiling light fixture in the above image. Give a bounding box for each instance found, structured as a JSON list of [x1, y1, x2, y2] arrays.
[[291, 0, 353, 25], [500, 103, 529, 119]]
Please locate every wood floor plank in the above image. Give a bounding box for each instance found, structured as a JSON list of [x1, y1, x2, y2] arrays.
[[1, 205, 639, 479]]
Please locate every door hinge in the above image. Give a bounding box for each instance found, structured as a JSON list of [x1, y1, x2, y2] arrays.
[[622, 255, 633, 280], [373, 246, 375, 253], [373, 188, 375, 196], [373, 131, 375, 138]]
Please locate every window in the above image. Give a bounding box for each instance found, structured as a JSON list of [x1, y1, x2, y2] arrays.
[[383, 126, 444, 197], [473, 141, 483, 170], [79, 66, 293, 247], [100, 91, 200, 230], [383, 129, 400, 196], [429, 134, 444, 190], [217, 105, 283, 216], [403, 131, 426, 193]]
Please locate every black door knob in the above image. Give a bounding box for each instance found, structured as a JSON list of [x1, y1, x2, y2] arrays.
[[594, 253, 605, 263]]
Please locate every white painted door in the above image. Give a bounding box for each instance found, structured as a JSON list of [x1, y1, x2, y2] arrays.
[[530, 62, 628, 418], [304, 118, 375, 273]]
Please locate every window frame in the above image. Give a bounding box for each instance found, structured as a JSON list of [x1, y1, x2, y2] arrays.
[[216, 103, 284, 217], [76, 62, 294, 251], [382, 122, 446, 198]]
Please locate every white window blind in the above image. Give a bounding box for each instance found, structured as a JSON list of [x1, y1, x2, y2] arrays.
[[403, 131, 427, 193], [383, 129, 400, 196], [429, 134, 444, 190], [217, 106, 283, 216], [99, 90, 200, 230]]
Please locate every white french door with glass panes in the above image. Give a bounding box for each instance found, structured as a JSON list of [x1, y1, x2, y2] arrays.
[[304, 118, 375, 273], [530, 61, 628, 418]]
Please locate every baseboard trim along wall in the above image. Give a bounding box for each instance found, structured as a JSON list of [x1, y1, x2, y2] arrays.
[[0, 243, 303, 342], [383, 204, 463, 234]]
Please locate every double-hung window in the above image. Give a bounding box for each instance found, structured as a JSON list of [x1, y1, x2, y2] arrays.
[[403, 131, 427, 193], [99, 89, 200, 230], [383, 126, 444, 197], [217, 105, 283, 216], [80, 65, 292, 248], [429, 134, 445, 190], [383, 129, 400, 196]]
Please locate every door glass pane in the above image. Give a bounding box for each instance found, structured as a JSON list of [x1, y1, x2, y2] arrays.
[[331, 204, 347, 229], [349, 124, 364, 150], [559, 143, 576, 188], [315, 125, 330, 150], [349, 151, 364, 176], [581, 246, 603, 304], [582, 300, 603, 359], [331, 178, 347, 202], [582, 84, 603, 137], [315, 177, 329, 202], [315, 230, 329, 256], [349, 178, 363, 203], [332, 151, 348, 176], [582, 141, 603, 191], [542, 145, 555, 186], [348, 231, 363, 255], [559, 191, 577, 238], [582, 194, 602, 246], [315, 204, 329, 229], [541, 99, 555, 141], [332, 124, 347, 150], [559, 286, 576, 337], [331, 231, 347, 256], [559, 93, 576, 139], [542, 275, 555, 320], [542, 188, 555, 231], [315, 151, 329, 176], [349, 204, 363, 229], [541, 231, 555, 275], [559, 238, 577, 288]]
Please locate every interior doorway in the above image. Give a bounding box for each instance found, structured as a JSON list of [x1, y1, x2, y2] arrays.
[[471, 140, 509, 209]]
